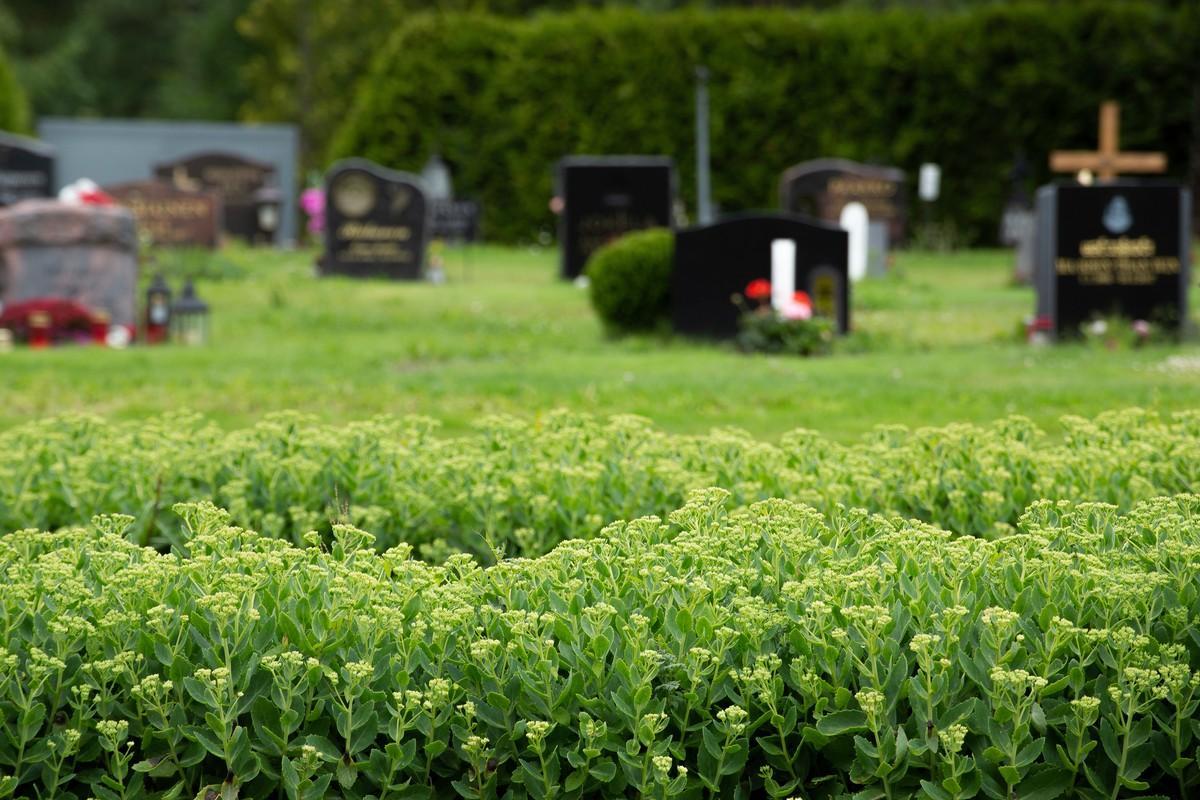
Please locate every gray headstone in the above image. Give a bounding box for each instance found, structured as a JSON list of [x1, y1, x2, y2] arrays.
[[0, 200, 138, 326]]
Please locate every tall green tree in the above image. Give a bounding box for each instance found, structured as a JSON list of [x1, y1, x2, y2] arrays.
[[0, 0, 253, 120]]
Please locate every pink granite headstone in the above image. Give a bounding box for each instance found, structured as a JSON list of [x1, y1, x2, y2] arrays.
[[0, 200, 138, 327]]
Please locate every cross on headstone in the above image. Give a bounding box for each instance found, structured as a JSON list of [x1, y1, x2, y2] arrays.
[[1049, 101, 1167, 181]]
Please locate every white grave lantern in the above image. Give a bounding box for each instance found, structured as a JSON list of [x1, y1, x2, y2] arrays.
[[919, 163, 941, 202], [770, 239, 796, 312], [839, 201, 869, 283]]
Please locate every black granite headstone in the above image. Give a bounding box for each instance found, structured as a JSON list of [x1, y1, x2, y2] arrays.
[[1035, 182, 1191, 336], [779, 158, 906, 243], [558, 156, 675, 280], [0, 132, 55, 208], [672, 212, 850, 338], [321, 158, 429, 280], [430, 199, 481, 243], [154, 151, 276, 243]]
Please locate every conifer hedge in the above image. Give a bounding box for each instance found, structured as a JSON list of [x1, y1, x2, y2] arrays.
[[331, 2, 1199, 245], [0, 46, 30, 134]]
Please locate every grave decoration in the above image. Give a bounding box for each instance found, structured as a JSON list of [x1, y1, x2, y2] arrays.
[[144, 273, 172, 344], [779, 158, 907, 243], [672, 212, 849, 340], [321, 159, 430, 280], [0, 297, 109, 346], [0, 199, 138, 330], [1049, 102, 1166, 182], [154, 151, 277, 244], [106, 180, 221, 249], [171, 278, 209, 346], [0, 132, 55, 207], [557, 156, 675, 280], [1034, 102, 1187, 338]]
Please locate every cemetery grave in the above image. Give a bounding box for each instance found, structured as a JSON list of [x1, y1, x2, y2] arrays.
[[0, 131, 54, 207], [557, 156, 675, 280], [320, 158, 430, 280], [155, 151, 279, 245], [1034, 102, 1190, 338]]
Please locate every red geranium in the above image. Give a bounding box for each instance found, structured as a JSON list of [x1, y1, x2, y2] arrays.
[[745, 279, 772, 301]]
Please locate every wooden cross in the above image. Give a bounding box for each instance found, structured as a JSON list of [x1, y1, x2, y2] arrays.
[[1049, 101, 1167, 181]]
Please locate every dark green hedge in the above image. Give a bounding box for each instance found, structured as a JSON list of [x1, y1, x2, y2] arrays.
[[0, 45, 30, 133], [332, 3, 1200, 245]]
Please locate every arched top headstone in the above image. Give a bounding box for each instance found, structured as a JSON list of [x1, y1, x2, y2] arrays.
[[779, 158, 906, 243], [321, 158, 430, 280]]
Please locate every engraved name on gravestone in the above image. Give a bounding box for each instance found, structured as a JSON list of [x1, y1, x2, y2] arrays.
[[322, 159, 429, 280], [155, 151, 275, 243], [671, 212, 850, 338], [106, 180, 221, 249], [558, 156, 675, 280], [779, 158, 907, 244], [1035, 182, 1191, 336], [0, 132, 55, 208]]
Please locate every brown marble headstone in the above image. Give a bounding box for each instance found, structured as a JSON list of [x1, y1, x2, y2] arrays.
[[106, 180, 221, 249], [0, 200, 138, 326], [154, 151, 275, 243], [779, 158, 907, 243]]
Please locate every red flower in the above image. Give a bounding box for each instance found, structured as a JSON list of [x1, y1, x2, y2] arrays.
[[792, 291, 812, 308], [745, 279, 772, 301], [0, 297, 105, 344]]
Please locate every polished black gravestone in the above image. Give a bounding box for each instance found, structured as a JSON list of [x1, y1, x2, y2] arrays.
[[321, 159, 429, 280], [0, 132, 55, 208], [1035, 182, 1191, 336], [672, 212, 849, 338], [557, 156, 674, 280], [431, 199, 481, 243], [155, 151, 276, 243], [779, 158, 906, 243]]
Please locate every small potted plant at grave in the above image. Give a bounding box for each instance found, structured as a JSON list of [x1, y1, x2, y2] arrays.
[[733, 279, 834, 356]]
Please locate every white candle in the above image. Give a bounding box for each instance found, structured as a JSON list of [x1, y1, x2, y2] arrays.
[[771, 239, 796, 311]]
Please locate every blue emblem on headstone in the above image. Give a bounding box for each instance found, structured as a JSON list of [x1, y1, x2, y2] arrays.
[[1102, 195, 1132, 234]]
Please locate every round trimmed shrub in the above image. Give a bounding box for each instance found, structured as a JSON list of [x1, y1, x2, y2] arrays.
[[586, 227, 673, 333]]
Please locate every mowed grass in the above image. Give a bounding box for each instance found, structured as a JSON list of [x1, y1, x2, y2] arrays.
[[1, 243, 1197, 440]]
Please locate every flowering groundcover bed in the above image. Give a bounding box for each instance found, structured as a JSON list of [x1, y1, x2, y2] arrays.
[[2, 407, 1198, 561], [1, 490, 1198, 799]]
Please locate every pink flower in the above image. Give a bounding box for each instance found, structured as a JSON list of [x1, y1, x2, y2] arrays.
[[1132, 319, 1151, 337], [782, 291, 812, 321], [300, 188, 326, 234]]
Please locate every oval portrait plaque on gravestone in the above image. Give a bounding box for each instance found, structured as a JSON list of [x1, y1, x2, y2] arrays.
[[321, 159, 429, 280]]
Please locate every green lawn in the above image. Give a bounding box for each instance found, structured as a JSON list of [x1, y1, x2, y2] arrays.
[[1, 244, 1197, 440]]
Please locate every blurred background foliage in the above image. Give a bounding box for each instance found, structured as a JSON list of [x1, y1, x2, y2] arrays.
[[0, 0, 1195, 243]]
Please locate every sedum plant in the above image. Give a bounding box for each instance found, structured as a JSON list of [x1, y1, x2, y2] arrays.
[[2, 407, 1200, 561], [0, 491, 1198, 798]]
